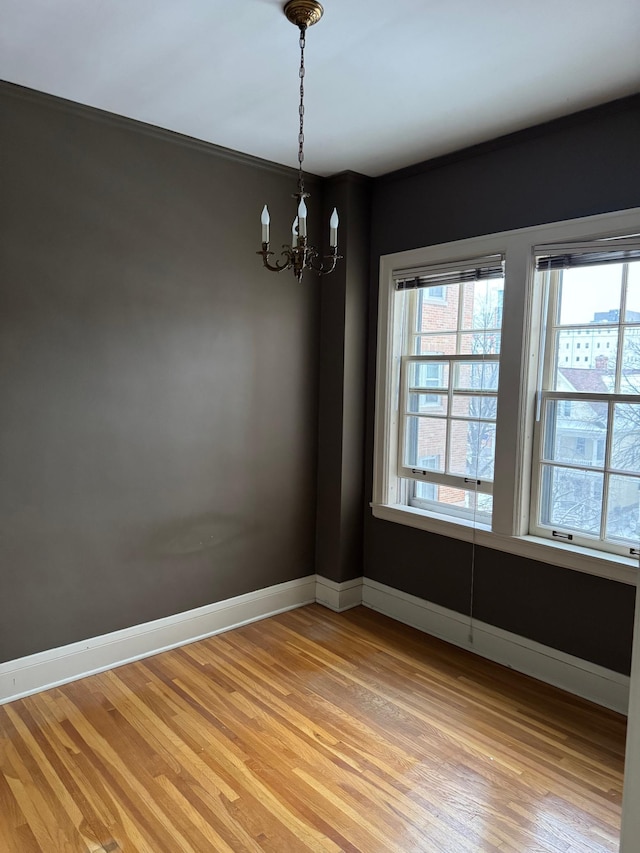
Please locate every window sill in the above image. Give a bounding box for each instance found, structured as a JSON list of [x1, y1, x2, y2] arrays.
[[371, 502, 639, 586]]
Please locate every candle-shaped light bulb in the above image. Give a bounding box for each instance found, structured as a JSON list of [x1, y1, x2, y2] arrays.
[[261, 204, 270, 244], [297, 198, 307, 238], [292, 216, 299, 243], [329, 208, 339, 248]]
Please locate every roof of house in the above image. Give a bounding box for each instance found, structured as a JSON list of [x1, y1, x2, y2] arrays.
[[558, 368, 611, 394]]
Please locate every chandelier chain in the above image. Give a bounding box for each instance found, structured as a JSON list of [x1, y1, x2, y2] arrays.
[[257, 3, 341, 283], [298, 26, 306, 196]]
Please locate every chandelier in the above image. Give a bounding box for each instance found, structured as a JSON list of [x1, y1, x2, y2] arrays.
[[258, 0, 341, 283]]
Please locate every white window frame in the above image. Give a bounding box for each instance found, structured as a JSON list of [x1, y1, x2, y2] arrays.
[[372, 207, 640, 586], [530, 251, 640, 557], [397, 280, 501, 521]]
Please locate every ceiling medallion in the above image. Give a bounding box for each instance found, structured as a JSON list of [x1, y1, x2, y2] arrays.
[[283, 1, 324, 29]]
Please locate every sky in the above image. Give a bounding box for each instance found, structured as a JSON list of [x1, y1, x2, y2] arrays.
[[559, 262, 639, 325]]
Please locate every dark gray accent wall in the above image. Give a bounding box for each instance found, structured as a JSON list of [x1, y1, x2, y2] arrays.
[[373, 95, 640, 255], [366, 96, 640, 675], [0, 84, 321, 662], [315, 172, 370, 583]]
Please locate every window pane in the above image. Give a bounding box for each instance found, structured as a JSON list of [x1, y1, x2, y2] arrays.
[[621, 327, 640, 392], [415, 334, 457, 355], [408, 478, 493, 518], [460, 280, 504, 331], [557, 266, 622, 326], [414, 479, 437, 501], [625, 261, 640, 322], [408, 393, 448, 414], [539, 465, 603, 535], [459, 332, 501, 355], [606, 474, 640, 544], [423, 284, 446, 301], [542, 399, 608, 468], [451, 394, 497, 419], [474, 492, 493, 516], [453, 361, 499, 391], [449, 420, 496, 480], [408, 361, 449, 390], [404, 417, 446, 470], [416, 285, 459, 334], [611, 403, 640, 474], [552, 331, 617, 391]]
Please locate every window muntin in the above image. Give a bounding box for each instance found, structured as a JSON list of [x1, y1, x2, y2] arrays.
[[532, 257, 640, 554]]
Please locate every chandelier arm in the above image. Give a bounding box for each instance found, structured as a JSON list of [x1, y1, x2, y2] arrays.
[[257, 245, 293, 273], [306, 248, 344, 276]]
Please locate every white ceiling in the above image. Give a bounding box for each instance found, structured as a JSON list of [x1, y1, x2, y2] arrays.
[[2, 0, 639, 177]]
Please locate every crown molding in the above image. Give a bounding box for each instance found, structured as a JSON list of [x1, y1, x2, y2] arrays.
[[325, 170, 372, 186], [0, 80, 322, 183]]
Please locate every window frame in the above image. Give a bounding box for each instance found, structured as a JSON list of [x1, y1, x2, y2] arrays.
[[530, 256, 640, 557], [397, 273, 502, 522], [372, 207, 640, 586]]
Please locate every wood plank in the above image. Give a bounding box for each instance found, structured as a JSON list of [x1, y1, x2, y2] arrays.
[[0, 605, 626, 852]]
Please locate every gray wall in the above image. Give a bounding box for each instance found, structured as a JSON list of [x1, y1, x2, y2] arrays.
[[366, 96, 640, 674], [2, 81, 638, 677], [316, 172, 370, 584], [0, 84, 321, 662]]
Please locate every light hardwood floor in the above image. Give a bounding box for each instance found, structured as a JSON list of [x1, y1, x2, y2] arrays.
[[0, 604, 627, 852]]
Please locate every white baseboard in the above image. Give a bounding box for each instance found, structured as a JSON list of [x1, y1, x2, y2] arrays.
[[0, 575, 316, 705], [362, 578, 630, 715], [315, 576, 363, 612], [2, 572, 629, 715]]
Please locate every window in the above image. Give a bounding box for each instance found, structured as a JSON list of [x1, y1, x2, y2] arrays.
[[373, 208, 640, 581], [395, 259, 503, 523], [531, 247, 640, 554], [421, 285, 446, 302], [413, 362, 445, 406]]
